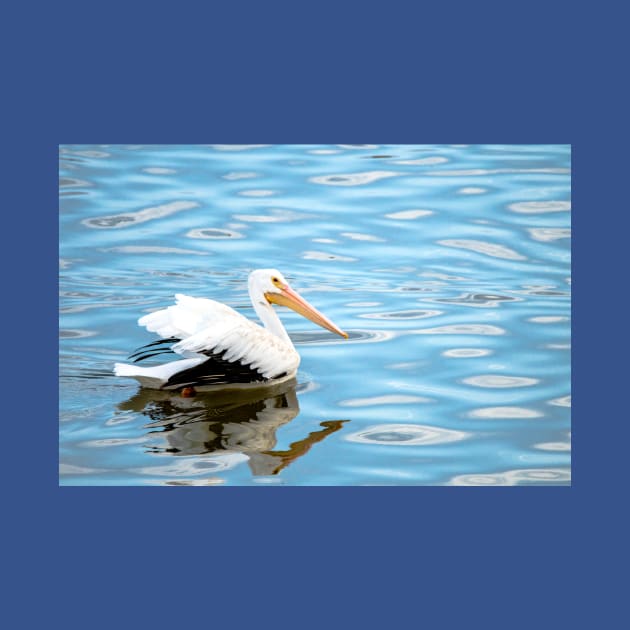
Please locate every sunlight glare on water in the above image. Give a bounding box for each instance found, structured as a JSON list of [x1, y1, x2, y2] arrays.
[[59, 144, 571, 486]]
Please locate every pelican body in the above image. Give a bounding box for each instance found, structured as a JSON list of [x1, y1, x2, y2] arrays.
[[114, 269, 347, 390]]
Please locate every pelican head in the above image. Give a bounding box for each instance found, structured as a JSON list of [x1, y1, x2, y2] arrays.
[[248, 268, 348, 338]]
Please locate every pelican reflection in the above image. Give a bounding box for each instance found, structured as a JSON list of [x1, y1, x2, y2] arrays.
[[117, 379, 348, 477]]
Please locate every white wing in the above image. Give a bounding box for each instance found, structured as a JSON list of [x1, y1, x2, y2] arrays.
[[138, 294, 299, 379], [138, 294, 241, 339]]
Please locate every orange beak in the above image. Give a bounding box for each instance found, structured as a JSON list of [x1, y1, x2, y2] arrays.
[[265, 284, 348, 338]]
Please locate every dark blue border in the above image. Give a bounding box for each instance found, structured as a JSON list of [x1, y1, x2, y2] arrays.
[[4, 1, 623, 628]]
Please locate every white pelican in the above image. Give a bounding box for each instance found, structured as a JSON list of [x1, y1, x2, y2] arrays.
[[114, 268, 347, 390]]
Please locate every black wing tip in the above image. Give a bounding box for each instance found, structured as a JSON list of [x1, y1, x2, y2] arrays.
[[129, 337, 181, 362], [164, 350, 270, 387]]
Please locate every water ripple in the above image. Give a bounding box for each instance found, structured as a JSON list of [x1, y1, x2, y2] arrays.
[[60, 190, 88, 197], [508, 201, 571, 214], [385, 209, 434, 220], [449, 468, 570, 485], [420, 271, 468, 281], [549, 395, 571, 407], [443, 348, 492, 358], [71, 150, 111, 159], [60, 463, 106, 475], [163, 478, 226, 486], [469, 406, 543, 419], [438, 239, 526, 261], [60, 177, 91, 188], [450, 468, 571, 486], [361, 309, 442, 320], [346, 423, 468, 445], [210, 144, 271, 151], [292, 329, 394, 345], [336, 144, 379, 150], [222, 171, 259, 180], [430, 168, 570, 177], [463, 375, 539, 388], [386, 362, 422, 370], [186, 228, 243, 239], [83, 200, 199, 229], [341, 232, 385, 242], [528, 227, 571, 242], [302, 250, 357, 262], [534, 441, 571, 451], [346, 301, 382, 308], [234, 209, 311, 223], [518, 286, 570, 297], [142, 167, 176, 175], [340, 395, 431, 407], [310, 170, 402, 186], [413, 324, 506, 335], [81, 437, 146, 448], [435, 293, 519, 308], [528, 316, 569, 323], [103, 245, 208, 256], [238, 189, 276, 197], [136, 453, 249, 476], [308, 149, 342, 155], [60, 329, 97, 339], [393, 157, 448, 166]]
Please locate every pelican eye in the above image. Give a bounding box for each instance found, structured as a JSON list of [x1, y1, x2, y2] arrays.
[[271, 276, 282, 287]]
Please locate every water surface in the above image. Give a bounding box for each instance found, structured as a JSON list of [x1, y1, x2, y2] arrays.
[[59, 144, 571, 485]]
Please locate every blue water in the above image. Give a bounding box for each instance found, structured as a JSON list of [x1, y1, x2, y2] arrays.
[[59, 144, 571, 486]]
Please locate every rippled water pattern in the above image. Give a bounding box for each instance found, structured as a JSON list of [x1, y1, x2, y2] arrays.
[[59, 144, 571, 486]]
